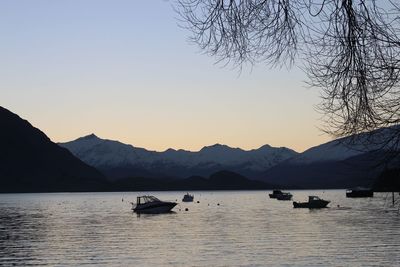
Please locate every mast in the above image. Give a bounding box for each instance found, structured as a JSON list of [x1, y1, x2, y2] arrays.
[[393, 192, 395, 206]]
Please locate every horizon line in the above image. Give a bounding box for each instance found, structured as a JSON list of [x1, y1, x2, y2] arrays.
[[57, 133, 334, 154]]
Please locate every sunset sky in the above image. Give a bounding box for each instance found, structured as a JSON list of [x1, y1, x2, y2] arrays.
[[0, 0, 331, 152]]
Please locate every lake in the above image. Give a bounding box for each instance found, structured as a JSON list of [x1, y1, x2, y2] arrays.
[[0, 190, 399, 266]]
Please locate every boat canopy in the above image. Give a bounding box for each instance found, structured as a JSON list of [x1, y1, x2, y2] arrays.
[[137, 195, 161, 204]]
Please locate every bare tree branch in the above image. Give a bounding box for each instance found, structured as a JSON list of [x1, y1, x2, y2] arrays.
[[175, 0, 400, 164]]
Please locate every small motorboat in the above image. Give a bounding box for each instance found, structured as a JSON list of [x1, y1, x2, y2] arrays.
[[269, 190, 283, 198], [276, 192, 293, 201], [269, 190, 292, 200], [182, 193, 194, 202], [132, 195, 177, 214], [293, 196, 330, 209], [346, 187, 374, 198]]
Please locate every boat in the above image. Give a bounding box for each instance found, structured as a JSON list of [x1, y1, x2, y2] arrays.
[[269, 190, 283, 198], [132, 195, 177, 214], [182, 193, 194, 202], [269, 189, 283, 198], [293, 196, 330, 209], [276, 192, 293, 201], [346, 187, 374, 198], [269, 190, 292, 200]]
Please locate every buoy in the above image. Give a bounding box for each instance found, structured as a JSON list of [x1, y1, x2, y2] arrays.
[[197, 201, 200, 203], [185, 208, 189, 211], [217, 203, 220, 206]]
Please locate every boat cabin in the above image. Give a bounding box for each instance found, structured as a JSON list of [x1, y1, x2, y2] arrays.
[[136, 195, 161, 205], [308, 196, 322, 202]]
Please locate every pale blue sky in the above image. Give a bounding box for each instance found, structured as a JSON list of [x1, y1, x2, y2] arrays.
[[0, 0, 330, 152]]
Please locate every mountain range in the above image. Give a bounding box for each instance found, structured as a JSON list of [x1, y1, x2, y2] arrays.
[[1, 105, 397, 192], [59, 129, 398, 188], [263, 128, 400, 188], [59, 134, 297, 179], [0, 106, 274, 192]]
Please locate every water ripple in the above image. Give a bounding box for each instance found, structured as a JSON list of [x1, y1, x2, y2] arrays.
[[0, 191, 399, 266]]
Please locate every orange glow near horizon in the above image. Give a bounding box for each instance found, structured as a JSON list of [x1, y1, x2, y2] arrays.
[[31, 110, 331, 153], [0, 1, 332, 154]]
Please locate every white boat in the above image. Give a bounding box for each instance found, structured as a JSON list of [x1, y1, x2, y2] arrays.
[[132, 195, 177, 214], [182, 193, 194, 202]]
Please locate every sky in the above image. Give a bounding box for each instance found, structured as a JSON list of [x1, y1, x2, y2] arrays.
[[0, 0, 332, 153]]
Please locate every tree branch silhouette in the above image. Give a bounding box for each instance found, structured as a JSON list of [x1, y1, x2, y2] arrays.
[[176, 0, 400, 165]]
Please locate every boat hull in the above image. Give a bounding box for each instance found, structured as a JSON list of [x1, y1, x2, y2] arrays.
[[133, 202, 177, 214], [182, 195, 194, 202], [293, 200, 330, 209], [276, 194, 292, 201], [346, 191, 373, 198]]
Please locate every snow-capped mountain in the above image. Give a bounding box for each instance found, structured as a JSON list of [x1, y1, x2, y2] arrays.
[[290, 139, 364, 164], [59, 126, 399, 187], [289, 126, 399, 164], [261, 127, 400, 188], [59, 134, 298, 179]]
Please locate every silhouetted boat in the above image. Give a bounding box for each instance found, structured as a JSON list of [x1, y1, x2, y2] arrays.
[[293, 196, 330, 208], [269, 190, 283, 198], [182, 193, 194, 202], [132, 195, 177, 213], [269, 190, 292, 200], [276, 192, 293, 200], [346, 187, 374, 198], [269, 189, 282, 198]]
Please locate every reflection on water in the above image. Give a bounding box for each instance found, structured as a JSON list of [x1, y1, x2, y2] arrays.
[[0, 191, 399, 266]]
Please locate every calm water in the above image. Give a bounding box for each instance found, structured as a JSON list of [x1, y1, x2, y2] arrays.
[[0, 190, 399, 266]]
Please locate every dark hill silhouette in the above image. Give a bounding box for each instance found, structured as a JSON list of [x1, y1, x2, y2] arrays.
[[207, 170, 271, 189], [0, 106, 108, 192], [3, 105, 396, 192], [113, 170, 274, 191], [261, 151, 393, 189]]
